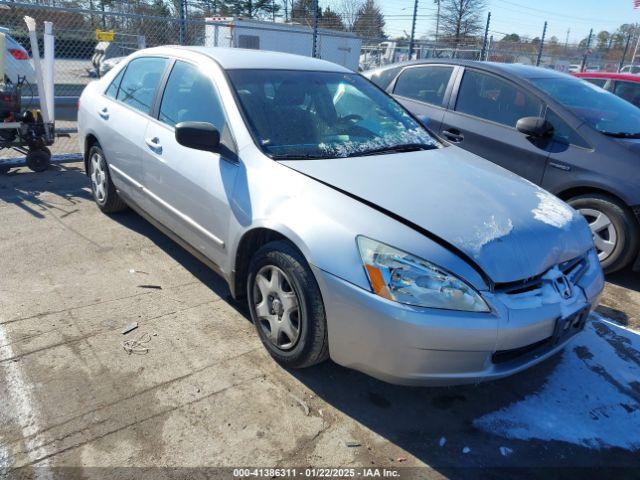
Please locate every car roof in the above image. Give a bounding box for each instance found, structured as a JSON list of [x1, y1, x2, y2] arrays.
[[134, 46, 351, 73], [573, 72, 640, 82], [367, 59, 570, 80]]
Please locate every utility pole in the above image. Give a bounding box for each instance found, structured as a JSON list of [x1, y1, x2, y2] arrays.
[[311, 0, 319, 58], [619, 32, 632, 72], [435, 0, 441, 43], [632, 28, 640, 66], [480, 12, 491, 61], [409, 0, 418, 59], [580, 28, 593, 72], [564, 28, 570, 52], [536, 21, 547, 66], [178, 0, 186, 45]]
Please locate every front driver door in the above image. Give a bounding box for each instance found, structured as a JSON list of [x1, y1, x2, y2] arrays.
[[440, 68, 550, 184], [142, 59, 239, 268]]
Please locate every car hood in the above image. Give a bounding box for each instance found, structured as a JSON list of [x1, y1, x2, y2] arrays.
[[281, 147, 593, 284]]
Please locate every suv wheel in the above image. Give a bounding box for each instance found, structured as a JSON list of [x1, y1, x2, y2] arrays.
[[87, 145, 128, 213], [247, 241, 329, 368], [568, 194, 639, 273]]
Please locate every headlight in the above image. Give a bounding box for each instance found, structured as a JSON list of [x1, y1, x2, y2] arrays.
[[357, 236, 490, 312]]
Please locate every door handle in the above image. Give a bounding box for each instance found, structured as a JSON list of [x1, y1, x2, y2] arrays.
[[442, 129, 464, 143], [145, 136, 162, 153], [98, 107, 109, 120]]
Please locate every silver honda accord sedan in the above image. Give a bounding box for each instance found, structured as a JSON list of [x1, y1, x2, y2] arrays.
[[78, 46, 604, 386]]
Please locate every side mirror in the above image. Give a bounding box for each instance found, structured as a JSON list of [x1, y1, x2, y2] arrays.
[[175, 121, 220, 152], [516, 116, 554, 138]]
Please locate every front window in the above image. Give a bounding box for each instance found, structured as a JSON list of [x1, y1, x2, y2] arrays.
[[531, 77, 640, 138], [455, 70, 543, 127], [227, 69, 437, 159]]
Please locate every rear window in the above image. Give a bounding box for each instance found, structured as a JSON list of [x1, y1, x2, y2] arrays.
[[393, 66, 453, 106], [116, 57, 168, 114], [367, 66, 402, 90]]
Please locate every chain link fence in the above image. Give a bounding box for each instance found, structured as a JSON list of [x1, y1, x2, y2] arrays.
[[1, 0, 635, 162]]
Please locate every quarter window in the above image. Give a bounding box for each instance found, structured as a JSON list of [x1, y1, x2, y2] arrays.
[[116, 57, 168, 114], [158, 60, 227, 131], [394, 66, 454, 106], [455, 70, 543, 127]]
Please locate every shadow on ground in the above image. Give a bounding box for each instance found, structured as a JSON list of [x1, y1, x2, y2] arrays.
[[6, 165, 639, 478], [112, 207, 640, 477], [0, 164, 91, 219], [606, 269, 640, 292]]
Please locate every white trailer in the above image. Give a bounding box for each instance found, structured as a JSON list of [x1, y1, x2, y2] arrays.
[[204, 17, 361, 71]]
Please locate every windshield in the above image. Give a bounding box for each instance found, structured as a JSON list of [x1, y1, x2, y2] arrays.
[[227, 69, 438, 159], [531, 77, 640, 138]]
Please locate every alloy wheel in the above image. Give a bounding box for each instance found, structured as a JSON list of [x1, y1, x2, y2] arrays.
[[89, 152, 107, 203], [253, 265, 301, 350], [578, 207, 617, 261]]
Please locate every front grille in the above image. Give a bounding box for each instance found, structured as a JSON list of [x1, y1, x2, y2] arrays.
[[495, 253, 588, 295]]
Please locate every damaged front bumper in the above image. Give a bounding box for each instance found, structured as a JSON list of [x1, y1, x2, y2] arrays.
[[314, 249, 604, 386]]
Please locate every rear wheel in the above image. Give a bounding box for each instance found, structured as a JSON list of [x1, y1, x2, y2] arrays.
[[568, 193, 639, 273], [87, 145, 128, 213], [247, 241, 329, 368]]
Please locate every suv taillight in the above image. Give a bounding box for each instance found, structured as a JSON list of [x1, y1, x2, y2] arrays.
[[9, 48, 29, 60]]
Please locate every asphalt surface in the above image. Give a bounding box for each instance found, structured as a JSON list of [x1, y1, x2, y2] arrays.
[[1, 163, 639, 479]]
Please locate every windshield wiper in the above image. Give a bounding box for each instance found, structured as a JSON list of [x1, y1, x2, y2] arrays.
[[270, 153, 326, 160], [352, 143, 437, 157], [601, 131, 640, 139]]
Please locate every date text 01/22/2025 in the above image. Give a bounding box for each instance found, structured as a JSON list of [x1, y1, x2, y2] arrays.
[[232, 468, 401, 478]]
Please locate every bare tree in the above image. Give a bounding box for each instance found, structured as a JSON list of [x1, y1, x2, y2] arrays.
[[439, 0, 486, 44], [339, 0, 363, 32]]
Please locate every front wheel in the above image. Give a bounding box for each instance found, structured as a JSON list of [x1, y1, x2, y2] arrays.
[[247, 241, 329, 368], [569, 194, 639, 273]]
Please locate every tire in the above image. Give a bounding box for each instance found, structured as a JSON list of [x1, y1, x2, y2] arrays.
[[247, 240, 329, 368], [568, 193, 639, 273], [87, 145, 128, 213], [25, 148, 51, 172]]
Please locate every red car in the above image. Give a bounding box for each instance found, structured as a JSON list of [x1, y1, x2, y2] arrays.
[[573, 72, 640, 108]]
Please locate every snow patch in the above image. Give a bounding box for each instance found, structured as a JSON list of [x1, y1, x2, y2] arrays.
[[474, 318, 640, 450], [458, 215, 514, 258], [318, 127, 436, 158], [532, 190, 574, 228]]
